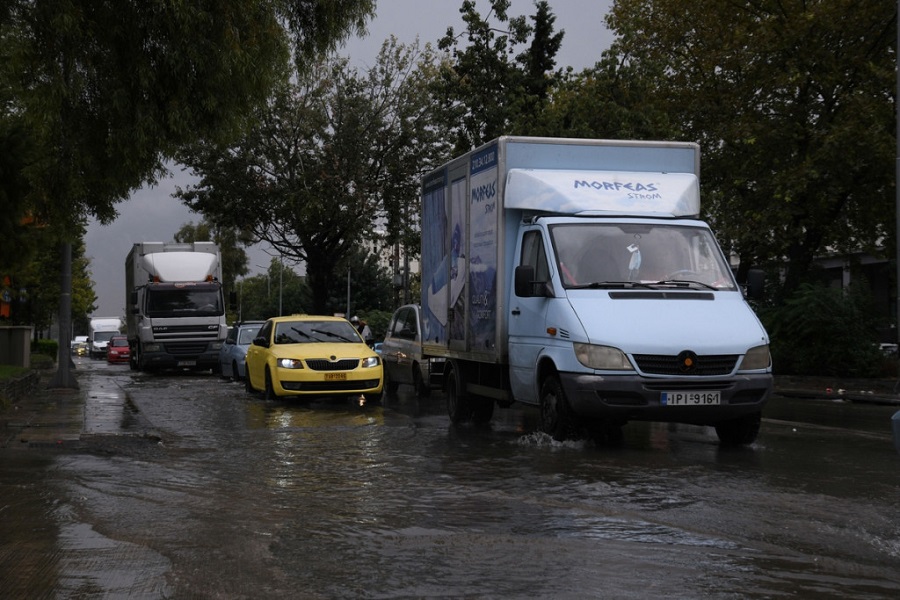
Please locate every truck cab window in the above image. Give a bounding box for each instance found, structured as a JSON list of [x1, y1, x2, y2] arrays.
[[520, 231, 550, 282]]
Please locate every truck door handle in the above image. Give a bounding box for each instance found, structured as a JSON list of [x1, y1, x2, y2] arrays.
[[511, 308, 521, 316]]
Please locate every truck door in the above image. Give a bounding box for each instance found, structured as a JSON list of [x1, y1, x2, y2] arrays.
[[508, 228, 551, 404]]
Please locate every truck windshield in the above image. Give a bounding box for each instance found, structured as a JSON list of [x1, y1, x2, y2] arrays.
[[549, 223, 737, 291], [145, 284, 224, 317]]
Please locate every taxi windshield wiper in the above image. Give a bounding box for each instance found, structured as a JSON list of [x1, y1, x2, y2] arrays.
[[311, 328, 356, 343]]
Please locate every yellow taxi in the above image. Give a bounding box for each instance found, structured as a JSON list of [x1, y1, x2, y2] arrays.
[[245, 315, 383, 402]]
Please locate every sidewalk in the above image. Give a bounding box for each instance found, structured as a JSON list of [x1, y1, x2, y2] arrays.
[[1, 367, 153, 450]]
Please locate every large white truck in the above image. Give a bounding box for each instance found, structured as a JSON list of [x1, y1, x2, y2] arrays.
[[126, 242, 227, 372], [88, 316, 123, 359], [421, 136, 773, 444]]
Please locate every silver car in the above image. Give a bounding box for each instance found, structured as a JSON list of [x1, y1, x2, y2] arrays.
[[381, 304, 445, 396], [219, 321, 264, 381]]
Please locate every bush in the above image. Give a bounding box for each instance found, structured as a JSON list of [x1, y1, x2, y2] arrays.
[[761, 282, 883, 377], [31, 339, 58, 360]]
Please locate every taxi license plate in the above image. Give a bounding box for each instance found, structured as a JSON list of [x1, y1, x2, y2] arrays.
[[324, 373, 347, 381], [661, 391, 721, 406]]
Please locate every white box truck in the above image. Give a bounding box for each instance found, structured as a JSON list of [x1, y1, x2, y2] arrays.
[[88, 317, 123, 358], [126, 242, 227, 372], [421, 136, 772, 444]]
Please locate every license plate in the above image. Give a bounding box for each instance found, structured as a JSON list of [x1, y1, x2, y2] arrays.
[[661, 391, 721, 406], [177, 360, 197, 367], [324, 373, 347, 381]]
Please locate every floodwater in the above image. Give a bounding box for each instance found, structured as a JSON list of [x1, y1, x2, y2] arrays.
[[2, 358, 899, 599]]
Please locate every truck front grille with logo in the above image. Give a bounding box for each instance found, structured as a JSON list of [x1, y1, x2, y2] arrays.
[[633, 354, 738, 376]]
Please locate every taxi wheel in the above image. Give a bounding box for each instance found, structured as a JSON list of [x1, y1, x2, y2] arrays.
[[244, 364, 254, 393], [264, 367, 279, 400]]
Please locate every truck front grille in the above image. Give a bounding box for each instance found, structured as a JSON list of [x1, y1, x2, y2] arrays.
[[633, 354, 738, 376], [164, 342, 210, 355]]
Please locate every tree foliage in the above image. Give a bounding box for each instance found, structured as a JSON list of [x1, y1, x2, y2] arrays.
[[0, 0, 374, 237], [604, 0, 895, 298], [761, 281, 884, 377], [434, 0, 564, 152], [176, 39, 443, 314]]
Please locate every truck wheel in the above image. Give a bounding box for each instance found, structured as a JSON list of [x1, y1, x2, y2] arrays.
[[264, 367, 279, 400], [540, 375, 575, 441], [715, 412, 761, 446], [413, 368, 431, 397], [471, 398, 494, 424], [446, 367, 472, 424]]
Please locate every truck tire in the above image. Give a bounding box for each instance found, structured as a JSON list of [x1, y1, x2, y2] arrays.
[[715, 412, 761, 446], [471, 398, 494, 424], [446, 365, 472, 424], [540, 375, 575, 441]]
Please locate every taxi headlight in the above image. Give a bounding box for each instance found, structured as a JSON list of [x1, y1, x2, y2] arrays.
[[361, 356, 381, 369], [574, 343, 634, 371], [277, 358, 304, 369], [739, 344, 771, 371]]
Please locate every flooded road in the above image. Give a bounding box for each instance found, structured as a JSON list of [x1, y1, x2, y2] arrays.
[[2, 358, 899, 598]]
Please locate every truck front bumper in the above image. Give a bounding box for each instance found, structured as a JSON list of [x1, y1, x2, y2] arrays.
[[141, 345, 221, 370], [559, 372, 772, 426]]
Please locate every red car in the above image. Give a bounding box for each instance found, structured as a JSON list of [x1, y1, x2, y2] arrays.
[[106, 335, 131, 364]]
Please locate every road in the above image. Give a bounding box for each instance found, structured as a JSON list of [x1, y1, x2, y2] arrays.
[[2, 358, 899, 599]]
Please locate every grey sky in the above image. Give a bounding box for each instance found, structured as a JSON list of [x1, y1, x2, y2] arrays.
[[85, 0, 614, 317]]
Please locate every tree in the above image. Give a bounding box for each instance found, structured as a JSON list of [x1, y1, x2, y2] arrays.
[[434, 0, 564, 152], [177, 39, 443, 314], [604, 0, 895, 299], [2, 0, 374, 384], [1, 0, 375, 235]]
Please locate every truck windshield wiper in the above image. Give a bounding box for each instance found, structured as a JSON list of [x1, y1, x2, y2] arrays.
[[311, 329, 356, 343], [652, 279, 717, 291], [569, 281, 655, 290]]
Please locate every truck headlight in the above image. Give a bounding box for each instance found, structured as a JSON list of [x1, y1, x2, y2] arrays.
[[277, 358, 304, 369], [144, 343, 161, 353], [574, 343, 635, 371], [738, 344, 771, 371], [361, 356, 381, 369]]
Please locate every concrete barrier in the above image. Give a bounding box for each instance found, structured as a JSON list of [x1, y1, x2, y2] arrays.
[[0, 326, 33, 368]]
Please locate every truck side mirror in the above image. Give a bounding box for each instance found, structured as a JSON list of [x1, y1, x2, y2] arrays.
[[129, 291, 137, 306], [745, 269, 765, 300], [515, 265, 535, 297], [228, 291, 237, 310]]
